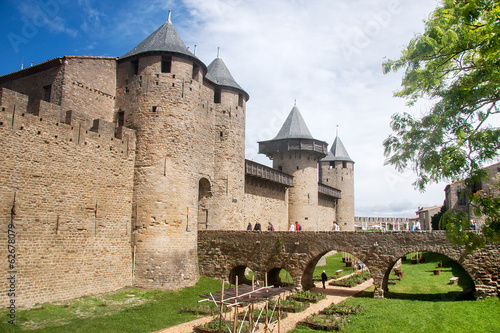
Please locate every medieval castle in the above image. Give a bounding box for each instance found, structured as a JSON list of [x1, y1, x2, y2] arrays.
[[0, 17, 355, 307]]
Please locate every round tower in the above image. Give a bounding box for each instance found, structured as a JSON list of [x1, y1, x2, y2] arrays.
[[204, 54, 249, 230], [115, 15, 210, 289], [259, 105, 328, 230], [319, 134, 355, 230]]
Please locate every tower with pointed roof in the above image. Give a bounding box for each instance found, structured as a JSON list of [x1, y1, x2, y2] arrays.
[[115, 14, 248, 289], [319, 134, 355, 230], [259, 105, 329, 230]]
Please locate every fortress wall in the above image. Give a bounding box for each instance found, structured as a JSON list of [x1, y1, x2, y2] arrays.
[[0, 60, 64, 115], [0, 57, 117, 123], [244, 177, 288, 231], [61, 57, 117, 123], [317, 194, 337, 231], [0, 88, 136, 308]]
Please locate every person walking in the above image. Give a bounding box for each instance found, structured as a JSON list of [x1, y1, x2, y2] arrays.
[[321, 270, 328, 289]]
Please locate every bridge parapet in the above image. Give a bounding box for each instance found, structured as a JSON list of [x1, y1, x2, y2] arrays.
[[198, 230, 500, 299]]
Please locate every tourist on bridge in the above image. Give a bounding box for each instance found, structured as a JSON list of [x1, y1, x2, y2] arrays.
[[268, 222, 274, 231], [332, 221, 340, 231], [246, 222, 252, 231], [295, 221, 302, 231], [289, 223, 295, 231], [254, 221, 261, 231]]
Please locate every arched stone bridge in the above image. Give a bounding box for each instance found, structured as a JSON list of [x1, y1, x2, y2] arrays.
[[198, 230, 500, 299]]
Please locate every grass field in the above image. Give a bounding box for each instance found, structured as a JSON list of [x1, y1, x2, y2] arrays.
[[0, 276, 226, 333], [313, 252, 359, 279], [291, 251, 500, 333]]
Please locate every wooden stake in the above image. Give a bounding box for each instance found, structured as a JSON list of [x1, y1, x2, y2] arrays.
[[219, 279, 224, 333]]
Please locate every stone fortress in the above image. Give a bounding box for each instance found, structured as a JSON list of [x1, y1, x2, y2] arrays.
[[0, 16, 355, 308]]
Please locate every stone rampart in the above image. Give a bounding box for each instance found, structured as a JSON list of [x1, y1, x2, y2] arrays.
[[0, 88, 136, 308]]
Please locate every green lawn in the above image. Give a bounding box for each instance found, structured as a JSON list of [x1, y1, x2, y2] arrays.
[[0, 276, 225, 333], [291, 251, 500, 333], [313, 252, 359, 279]]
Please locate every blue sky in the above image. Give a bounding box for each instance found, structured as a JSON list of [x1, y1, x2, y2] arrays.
[[0, 0, 452, 218]]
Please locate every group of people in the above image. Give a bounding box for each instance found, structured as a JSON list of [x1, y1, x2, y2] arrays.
[[288, 221, 302, 231], [246, 220, 342, 231], [246, 221, 274, 231]]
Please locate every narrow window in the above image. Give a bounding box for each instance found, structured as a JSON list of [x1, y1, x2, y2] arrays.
[[343, 161, 347, 168], [152, 106, 158, 112], [278, 166, 283, 172], [238, 93, 243, 107], [192, 64, 200, 79], [131, 60, 139, 76], [43, 85, 52, 102], [214, 88, 221, 104], [161, 56, 171, 73], [117, 111, 125, 127], [457, 190, 467, 206]]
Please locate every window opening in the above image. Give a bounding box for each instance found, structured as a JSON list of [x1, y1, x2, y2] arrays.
[[131, 60, 139, 76], [214, 89, 221, 104], [43, 85, 52, 102], [161, 56, 172, 73]]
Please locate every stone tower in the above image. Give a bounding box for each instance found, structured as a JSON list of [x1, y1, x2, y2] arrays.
[[259, 106, 328, 230], [319, 134, 355, 230], [114, 15, 248, 289], [205, 55, 249, 230]]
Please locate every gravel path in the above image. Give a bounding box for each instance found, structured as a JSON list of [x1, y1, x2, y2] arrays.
[[155, 278, 373, 333]]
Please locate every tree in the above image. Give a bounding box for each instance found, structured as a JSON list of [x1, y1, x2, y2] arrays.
[[382, 0, 500, 251]]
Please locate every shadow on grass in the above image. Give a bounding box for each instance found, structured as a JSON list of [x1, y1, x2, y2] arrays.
[[352, 290, 474, 302]]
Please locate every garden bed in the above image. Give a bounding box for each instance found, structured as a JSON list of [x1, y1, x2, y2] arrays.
[[195, 318, 250, 333], [269, 298, 310, 313], [288, 290, 326, 303], [320, 304, 363, 315], [179, 302, 224, 315], [329, 271, 371, 288], [298, 313, 346, 331]]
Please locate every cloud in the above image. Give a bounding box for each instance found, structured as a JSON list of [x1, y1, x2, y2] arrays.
[[178, 0, 447, 218]]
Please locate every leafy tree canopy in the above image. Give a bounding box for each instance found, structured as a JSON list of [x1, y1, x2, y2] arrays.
[[383, 0, 500, 250]]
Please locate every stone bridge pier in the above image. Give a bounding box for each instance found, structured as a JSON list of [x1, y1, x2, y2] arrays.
[[198, 231, 500, 299]]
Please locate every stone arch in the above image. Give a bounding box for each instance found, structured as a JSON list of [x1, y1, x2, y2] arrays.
[[228, 265, 254, 285], [198, 178, 212, 229], [381, 249, 477, 297], [300, 247, 371, 290], [266, 267, 294, 287]]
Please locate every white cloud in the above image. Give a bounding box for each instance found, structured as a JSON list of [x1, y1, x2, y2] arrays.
[[179, 0, 446, 217]]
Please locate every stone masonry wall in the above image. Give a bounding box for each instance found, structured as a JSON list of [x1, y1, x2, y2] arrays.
[[244, 177, 289, 231], [60, 57, 117, 123], [0, 88, 136, 308]]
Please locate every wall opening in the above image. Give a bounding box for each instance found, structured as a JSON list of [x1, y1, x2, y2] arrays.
[[214, 88, 221, 104], [198, 178, 211, 229], [161, 56, 172, 73], [383, 251, 475, 301], [267, 268, 293, 287], [43, 85, 52, 102], [229, 266, 254, 285], [131, 60, 139, 76], [301, 251, 369, 290]]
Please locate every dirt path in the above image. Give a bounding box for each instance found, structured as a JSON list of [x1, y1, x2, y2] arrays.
[[155, 279, 373, 333]]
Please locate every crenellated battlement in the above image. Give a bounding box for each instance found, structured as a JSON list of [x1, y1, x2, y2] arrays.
[[0, 87, 136, 154]]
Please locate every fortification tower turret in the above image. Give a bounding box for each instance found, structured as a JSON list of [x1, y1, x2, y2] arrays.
[[259, 105, 328, 230], [204, 54, 249, 230], [115, 14, 210, 289], [319, 133, 355, 230]]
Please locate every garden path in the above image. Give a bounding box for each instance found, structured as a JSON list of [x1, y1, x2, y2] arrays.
[[155, 278, 373, 333]]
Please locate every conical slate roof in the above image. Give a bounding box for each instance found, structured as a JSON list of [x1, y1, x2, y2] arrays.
[[272, 106, 313, 140], [206, 57, 249, 100], [322, 135, 354, 163], [120, 19, 196, 60]]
